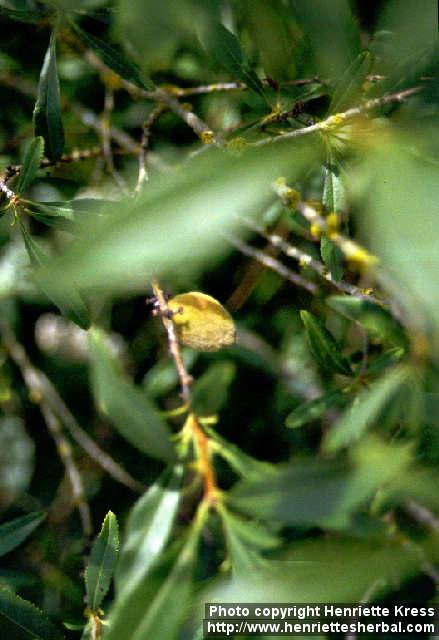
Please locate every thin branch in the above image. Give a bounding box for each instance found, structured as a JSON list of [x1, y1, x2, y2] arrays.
[[404, 500, 439, 534], [135, 104, 166, 194], [0, 71, 140, 157], [223, 232, 318, 294], [274, 179, 379, 271], [153, 89, 218, 144], [151, 279, 193, 404], [40, 401, 92, 540], [81, 48, 218, 144], [101, 86, 129, 193], [0, 321, 145, 494], [239, 215, 382, 303], [252, 87, 421, 147]]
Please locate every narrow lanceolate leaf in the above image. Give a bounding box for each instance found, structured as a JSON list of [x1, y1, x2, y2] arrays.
[[328, 50, 372, 114], [327, 295, 408, 349], [0, 511, 46, 557], [321, 236, 344, 281], [300, 310, 353, 376], [0, 586, 64, 640], [85, 512, 119, 612], [191, 362, 236, 416], [71, 24, 154, 91], [106, 527, 199, 640], [89, 327, 175, 463], [322, 159, 346, 213], [24, 198, 110, 231], [20, 223, 90, 330], [33, 33, 64, 161], [285, 389, 347, 429], [198, 21, 264, 97], [229, 437, 412, 530], [16, 137, 44, 195], [221, 508, 279, 576], [115, 466, 183, 598], [0, 5, 48, 23], [323, 366, 408, 453]]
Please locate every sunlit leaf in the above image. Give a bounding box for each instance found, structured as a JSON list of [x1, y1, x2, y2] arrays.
[[0, 511, 45, 558], [322, 159, 346, 213], [33, 33, 64, 161], [360, 133, 439, 336], [115, 465, 183, 598], [85, 511, 119, 612], [89, 327, 175, 463], [106, 524, 199, 640], [41, 142, 316, 295]]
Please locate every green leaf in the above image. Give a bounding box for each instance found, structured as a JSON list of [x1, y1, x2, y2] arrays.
[[320, 236, 344, 281], [328, 50, 372, 114], [16, 137, 44, 195], [143, 351, 197, 399], [20, 223, 90, 330], [221, 508, 279, 572], [198, 21, 265, 97], [88, 327, 175, 463], [23, 198, 110, 230], [327, 295, 408, 349], [0, 511, 45, 558], [221, 509, 276, 576], [71, 23, 154, 91], [362, 134, 439, 334], [0, 586, 64, 639], [40, 142, 317, 297], [115, 465, 183, 598], [291, 0, 361, 81], [300, 310, 353, 376], [191, 362, 235, 416], [33, 33, 65, 161], [85, 511, 119, 612], [205, 425, 275, 479], [285, 389, 347, 429], [323, 366, 409, 453], [229, 436, 412, 529], [322, 160, 346, 213], [106, 525, 199, 640], [0, 5, 48, 23]]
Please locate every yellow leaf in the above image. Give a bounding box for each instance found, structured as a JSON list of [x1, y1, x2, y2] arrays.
[[168, 292, 236, 352]]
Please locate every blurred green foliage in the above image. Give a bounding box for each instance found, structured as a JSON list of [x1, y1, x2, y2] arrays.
[[0, 0, 438, 638]]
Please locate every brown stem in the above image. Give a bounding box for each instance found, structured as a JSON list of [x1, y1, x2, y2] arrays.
[[190, 414, 218, 506], [222, 232, 318, 294], [0, 321, 145, 494]]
